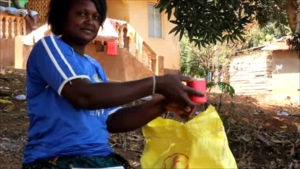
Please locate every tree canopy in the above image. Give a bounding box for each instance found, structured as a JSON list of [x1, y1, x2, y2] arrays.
[[156, 0, 300, 48]]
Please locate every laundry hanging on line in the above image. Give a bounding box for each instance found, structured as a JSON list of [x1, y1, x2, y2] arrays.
[[135, 33, 144, 54], [106, 19, 118, 56]]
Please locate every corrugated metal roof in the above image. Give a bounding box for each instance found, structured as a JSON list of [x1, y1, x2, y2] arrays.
[[262, 42, 290, 51], [239, 36, 292, 52]]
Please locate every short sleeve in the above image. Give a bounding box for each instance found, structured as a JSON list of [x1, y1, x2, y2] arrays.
[[108, 106, 122, 116], [30, 36, 90, 96]]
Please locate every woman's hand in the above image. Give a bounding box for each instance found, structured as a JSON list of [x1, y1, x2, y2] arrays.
[[156, 74, 203, 110], [152, 94, 197, 119], [165, 102, 197, 119]]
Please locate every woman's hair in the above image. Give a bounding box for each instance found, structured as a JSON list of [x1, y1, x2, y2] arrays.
[[48, 0, 107, 35]]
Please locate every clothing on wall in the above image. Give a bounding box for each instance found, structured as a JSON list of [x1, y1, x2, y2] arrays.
[[126, 24, 135, 39], [106, 19, 118, 56], [135, 33, 144, 54]]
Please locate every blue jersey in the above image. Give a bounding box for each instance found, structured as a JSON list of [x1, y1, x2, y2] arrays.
[[23, 35, 120, 164]]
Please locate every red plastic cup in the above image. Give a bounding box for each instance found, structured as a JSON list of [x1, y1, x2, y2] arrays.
[[187, 78, 207, 104]]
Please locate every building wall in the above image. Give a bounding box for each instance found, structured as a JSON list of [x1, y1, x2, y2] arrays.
[[106, 0, 130, 22], [229, 50, 273, 95], [85, 43, 155, 81], [272, 51, 300, 102], [7, 40, 155, 81], [0, 39, 15, 69], [123, 0, 180, 72], [0, 37, 33, 69]]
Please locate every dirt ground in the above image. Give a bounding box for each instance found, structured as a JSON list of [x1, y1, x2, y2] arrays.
[[0, 69, 299, 169]]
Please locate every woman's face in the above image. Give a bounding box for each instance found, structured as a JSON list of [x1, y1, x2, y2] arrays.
[[63, 0, 102, 44]]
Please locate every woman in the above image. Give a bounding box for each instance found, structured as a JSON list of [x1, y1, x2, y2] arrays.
[[22, 0, 204, 168]]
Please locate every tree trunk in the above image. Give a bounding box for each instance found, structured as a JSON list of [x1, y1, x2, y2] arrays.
[[295, 1, 300, 33], [286, 0, 299, 33]]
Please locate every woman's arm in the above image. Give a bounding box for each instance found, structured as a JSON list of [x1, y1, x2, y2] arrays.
[[106, 96, 166, 133], [62, 77, 155, 110], [106, 95, 198, 133], [61, 74, 203, 110]]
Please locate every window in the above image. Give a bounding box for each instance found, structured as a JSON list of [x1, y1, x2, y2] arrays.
[[148, 3, 162, 39], [0, 0, 11, 7]]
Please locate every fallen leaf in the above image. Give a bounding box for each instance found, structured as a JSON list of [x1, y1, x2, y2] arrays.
[[290, 145, 295, 156], [296, 124, 300, 134], [109, 137, 118, 143], [3, 105, 15, 112], [2, 138, 10, 142], [296, 140, 300, 147], [13, 79, 20, 83], [280, 126, 287, 129], [0, 77, 8, 81], [241, 135, 251, 142], [131, 161, 140, 167], [257, 135, 274, 146], [0, 99, 12, 104], [271, 139, 285, 144], [127, 135, 144, 142]]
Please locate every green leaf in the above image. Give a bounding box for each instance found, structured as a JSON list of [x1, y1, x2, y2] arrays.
[[206, 82, 216, 89], [169, 26, 180, 34], [156, 0, 171, 13], [179, 30, 185, 41], [174, 28, 181, 36], [237, 33, 245, 42], [169, 20, 178, 24], [218, 82, 235, 98], [188, 29, 194, 40], [155, 0, 166, 9], [167, 6, 173, 20]]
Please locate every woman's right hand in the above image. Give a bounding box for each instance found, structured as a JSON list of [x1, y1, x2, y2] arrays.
[[156, 74, 204, 109]]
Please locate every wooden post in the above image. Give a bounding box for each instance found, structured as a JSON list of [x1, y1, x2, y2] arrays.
[[116, 25, 120, 47], [11, 17, 15, 38], [4, 16, 9, 39], [22, 18, 26, 36], [148, 57, 152, 71], [0, 15, 3, 38], [158, 56, 164, 75], [151, 55, 157, 74], [124, 28, 130, 52], [142, 51, 147, 65], [16, 18, 21, 36], [119, 26, 125, 48], [128, 38, 131, 52], [14, 36, 23, 69], [135, 50, 138, 59]]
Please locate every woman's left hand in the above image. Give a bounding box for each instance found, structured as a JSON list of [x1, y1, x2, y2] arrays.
[[165, 102, 197, 119], [152, 94, 197, 119]]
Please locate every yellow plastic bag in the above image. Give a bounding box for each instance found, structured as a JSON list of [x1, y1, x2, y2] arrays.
[[141, 106, 237, 169]]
